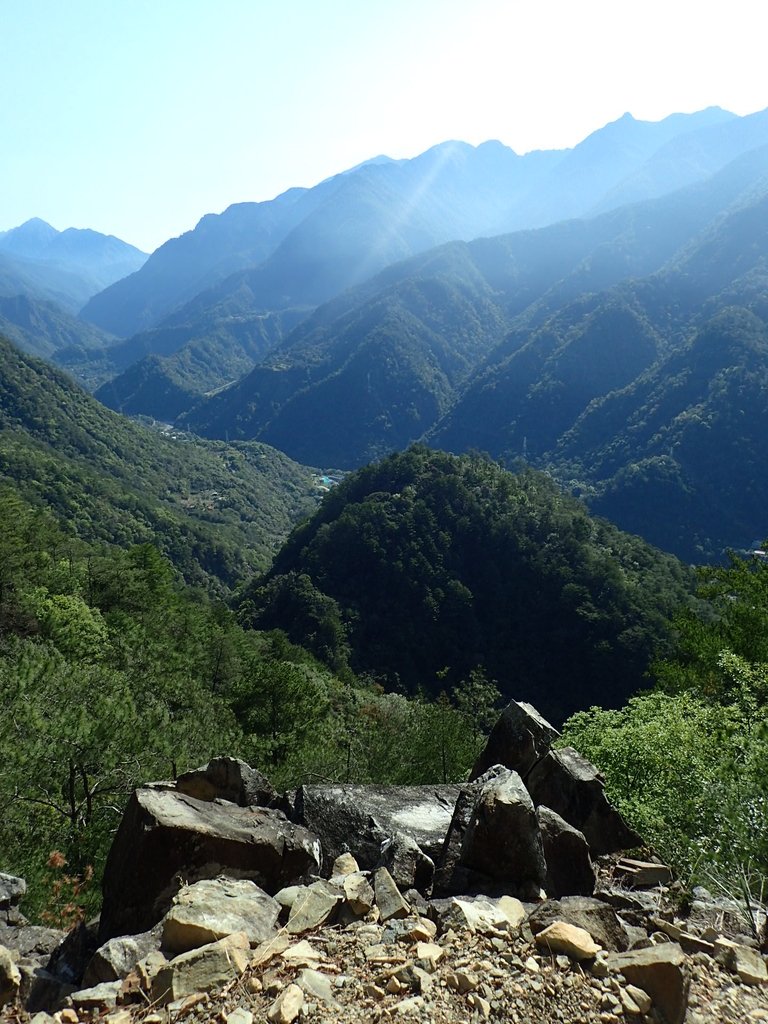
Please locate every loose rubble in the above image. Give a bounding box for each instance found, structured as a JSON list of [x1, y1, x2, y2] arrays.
[[1, 700, 766, 1024]]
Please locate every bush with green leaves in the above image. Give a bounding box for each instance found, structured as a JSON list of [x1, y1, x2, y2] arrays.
[[562, 551, 768, 894]]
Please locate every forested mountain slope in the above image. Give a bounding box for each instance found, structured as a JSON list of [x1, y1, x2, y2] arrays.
[[74, 106, 764, 412], [81, 107, 750, 341], [183, 144, 768, 492], [241, 447, 694, 723], [0, 335, 318, 591], [433, 183, 768, 560]]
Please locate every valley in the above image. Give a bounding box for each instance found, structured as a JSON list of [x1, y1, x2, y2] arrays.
[[2, 106, 768, 1013]]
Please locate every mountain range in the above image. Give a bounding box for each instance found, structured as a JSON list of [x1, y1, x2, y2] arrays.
[[0, 218, 147, 311], [76, 106, 768, 411], [4, 106, 768, 564]]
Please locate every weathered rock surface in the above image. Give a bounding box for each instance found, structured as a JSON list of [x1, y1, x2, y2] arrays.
[[0, 944, 21, 1007], [470, 701, 559, 780], [0, 874, 26, 911], [714, 937, 768, 985], [529, 896, 630, 952], [175, 756, 277, 807], [379, 831, 435, 893], [162, 877, 281, 952], [374, 867, 411, 922], [151, 931, 250, 1004], [294, 784, 460, 868], [451, 767, 546, 898], [603, 943, 691, 1024], [82, 928, 160, 986], [537, 805, 596, 897], [0, 925, 64, 958], [525, 747, 642, 854], [68, 979, 121, 1011], [99, 787, 321, 941], [286, 881, 343, 934]]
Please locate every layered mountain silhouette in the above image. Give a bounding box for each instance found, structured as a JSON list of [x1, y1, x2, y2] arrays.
[[0, 219, 147, 310], [88, 107, 768, 421], [179, 141, 768, 560], [6, 107, 768, 563]]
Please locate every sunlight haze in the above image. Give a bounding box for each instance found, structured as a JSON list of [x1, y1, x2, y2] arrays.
[[2, 0, 766, 251]]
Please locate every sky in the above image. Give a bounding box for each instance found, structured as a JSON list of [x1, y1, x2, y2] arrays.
[[2, 0, 767, 253]]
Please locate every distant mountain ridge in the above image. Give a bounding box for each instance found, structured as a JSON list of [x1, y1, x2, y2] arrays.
[[180, 141, 768, 562], [0, 218, 147, 310], [81, 106, 753, 346]]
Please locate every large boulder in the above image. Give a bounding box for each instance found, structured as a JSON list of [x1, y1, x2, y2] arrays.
[[470, 701, 559, 780], [436, 766, 545, 898], [175, 756, 277, 807], [537, 806, 596, 897], [99, 787, 321, 942], [161, 877, 281, 953], [525, 747, 642, 854], [294, 784, 460, 871], [435, 766, 505, 894]]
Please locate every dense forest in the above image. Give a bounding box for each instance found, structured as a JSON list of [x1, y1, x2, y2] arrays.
[[2, 400, 767, 917], [0, 484, 503, 921], [0, 336, 320, 592], [242, 446, 694, 721]]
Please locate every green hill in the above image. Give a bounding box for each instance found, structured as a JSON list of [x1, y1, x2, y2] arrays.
[[0, 335, 319, 592], [240, 446, 694, 723]]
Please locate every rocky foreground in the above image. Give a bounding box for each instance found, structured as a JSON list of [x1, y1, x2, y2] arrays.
[[1, 702, 767, 1024]]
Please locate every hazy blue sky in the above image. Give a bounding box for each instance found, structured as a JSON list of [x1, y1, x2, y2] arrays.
[[3, 0, 766, 252]]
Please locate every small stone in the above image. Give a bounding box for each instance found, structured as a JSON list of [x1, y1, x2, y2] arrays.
[[70, 981, 121, 1010], [274, 885, 304, 910], [342, 872, 375, 915], [393, 995, 424, 1014], [624, 983, 652, 1013], [59, 1011, 79, 1024], [363, 982, 386, 998], [332, 852, 360, 877], [408, 916, 437, 941], [535, 920, 602, 960], [715, 938, 768, 985], [497, 895, 527, 929], [387, 975, 405, 993], [467, 991, 492, 1018], [524, 956, 540, 973], [281, 939, 325, 967], [286, 881, 342, 934], [297, 968, 337, 1005], [267, 982, 304, 1024], [226, 1009, 254, 1024], [415, 941, 444, 964], [374, 867, 410, 921], [151, 932, 250, 1004]]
